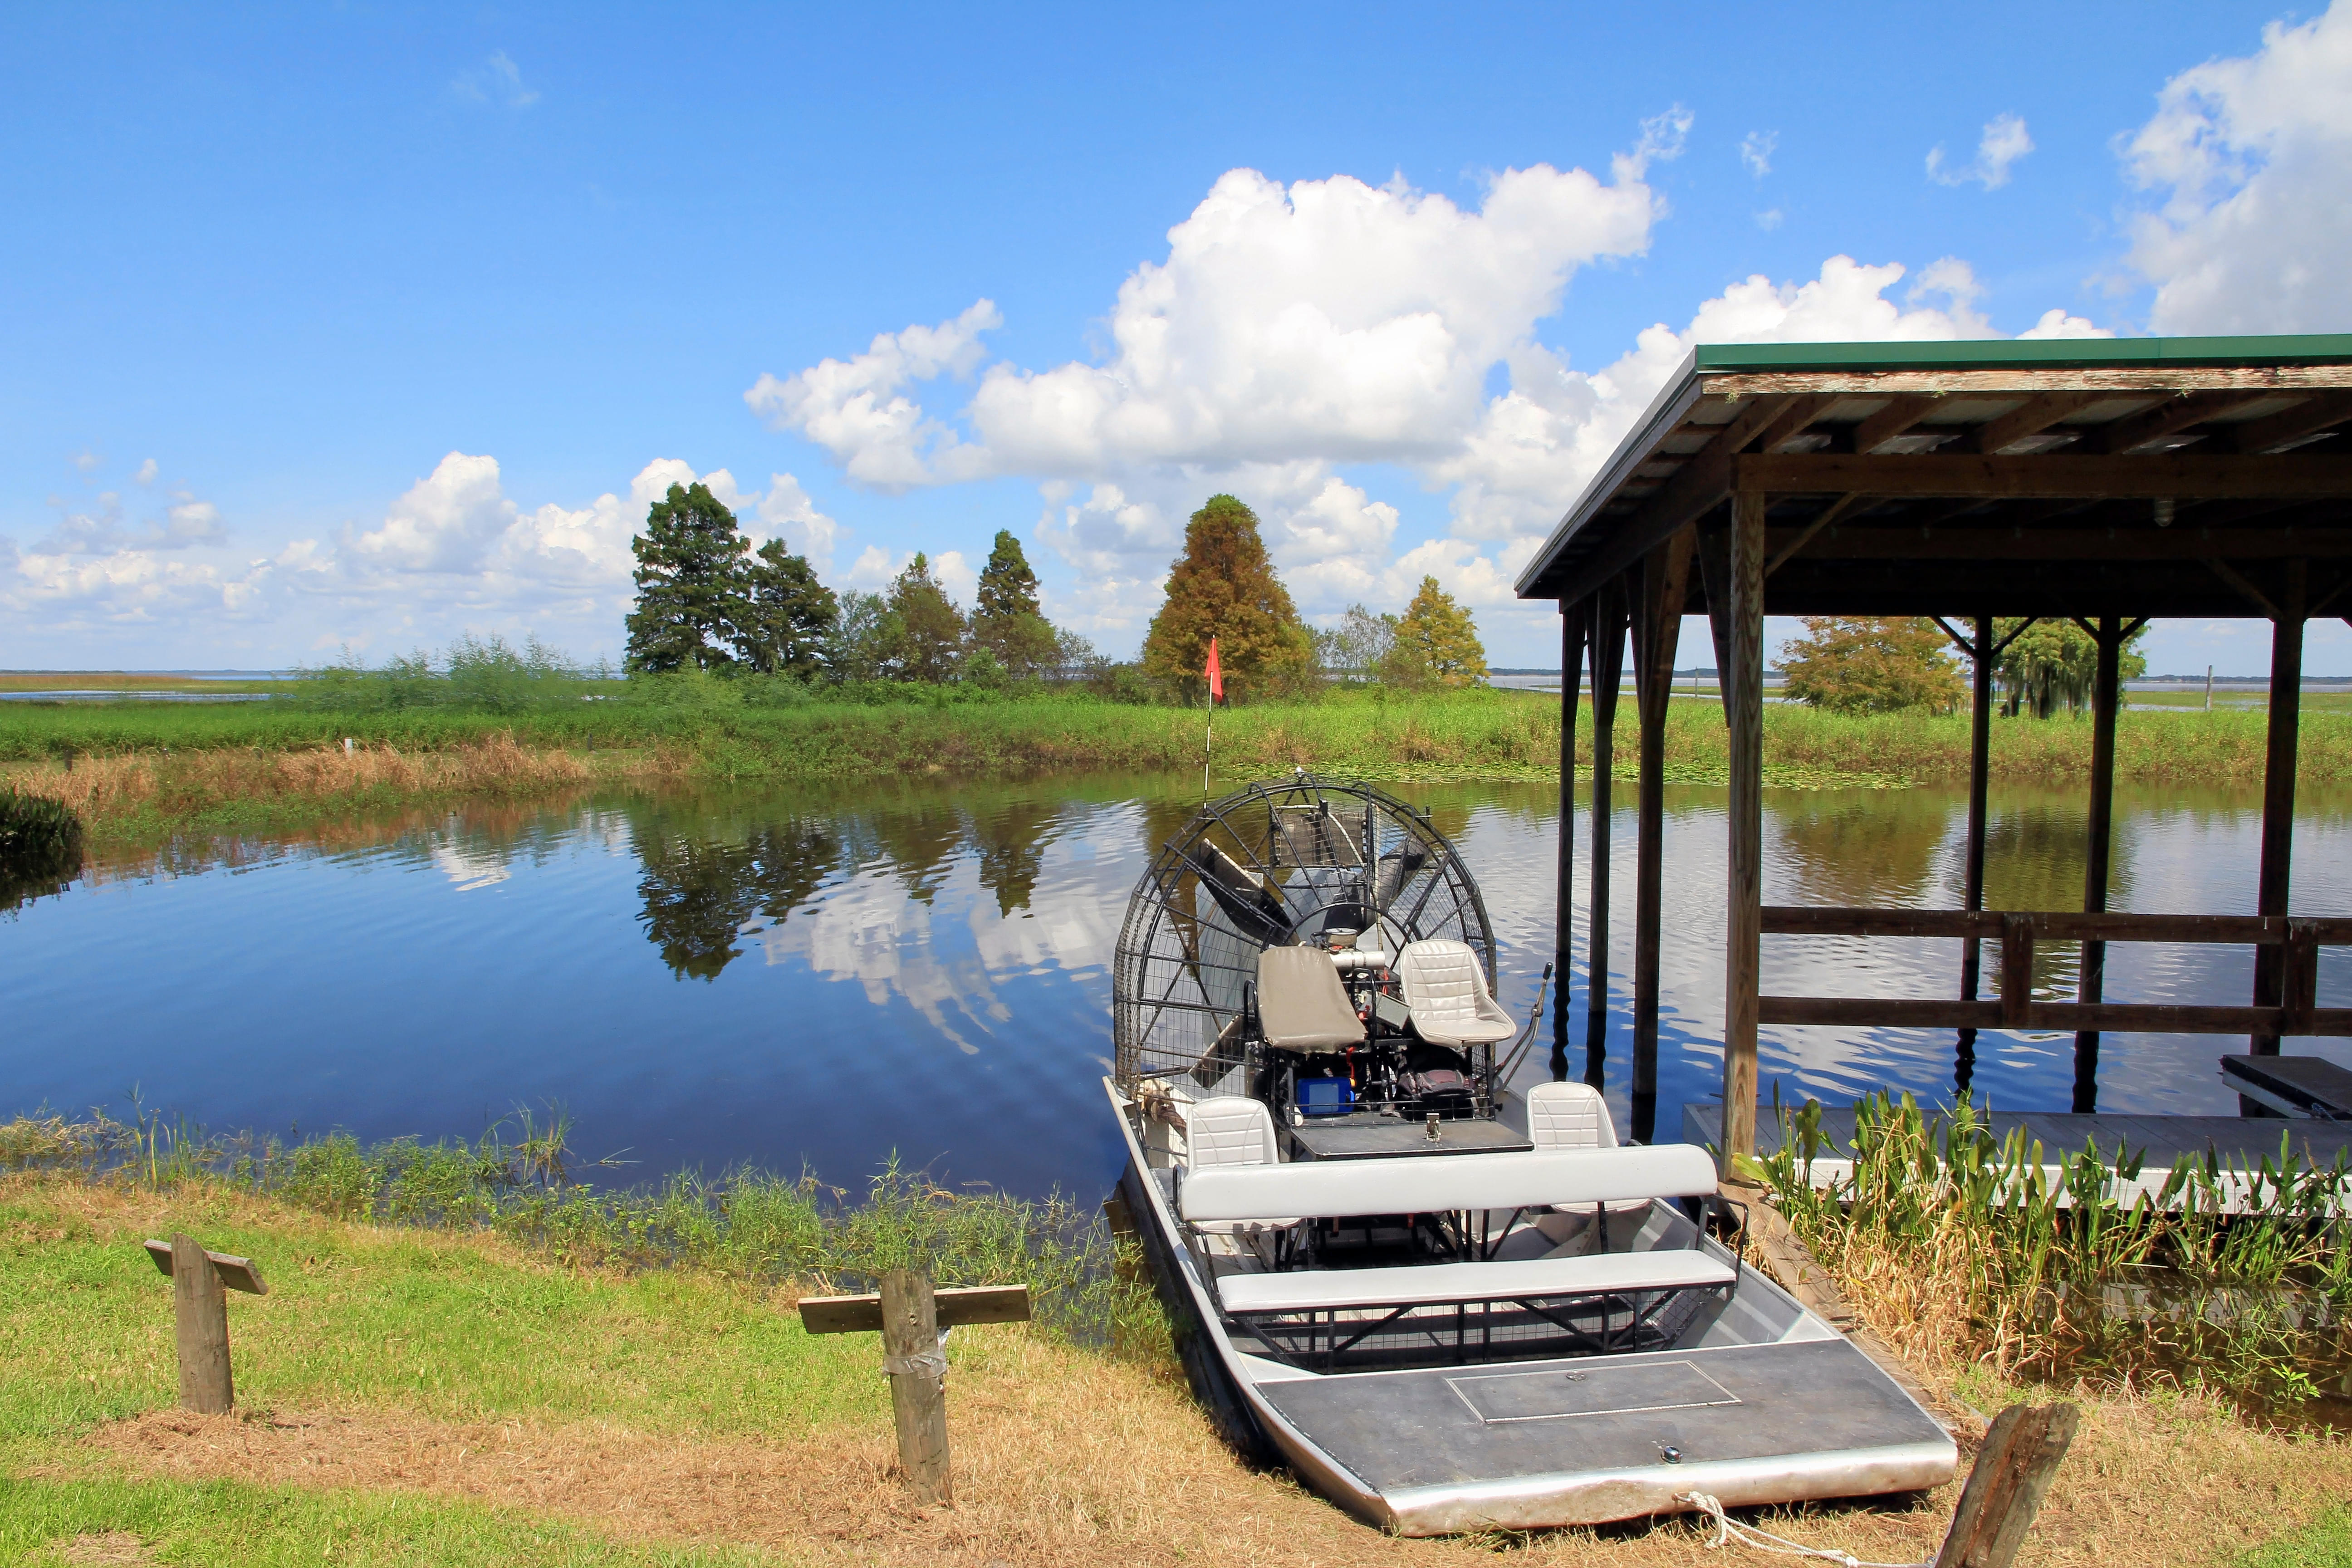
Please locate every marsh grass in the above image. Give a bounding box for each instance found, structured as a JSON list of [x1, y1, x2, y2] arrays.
[[1753, 1093, 2352, 1417], [0, 1107, 1160, 1358]]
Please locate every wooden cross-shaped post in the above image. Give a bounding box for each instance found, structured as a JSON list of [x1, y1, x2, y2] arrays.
[[1935, 1402, 2080, 1568], [798, 1272, 1029, 1507], [143, 1235, 268, 1414]]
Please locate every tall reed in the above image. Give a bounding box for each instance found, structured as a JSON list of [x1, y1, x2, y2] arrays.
[[1754, 1093, 2352, 1416]]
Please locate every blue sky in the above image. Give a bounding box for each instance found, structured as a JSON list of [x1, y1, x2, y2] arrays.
[[5, 2, 2348, 673]]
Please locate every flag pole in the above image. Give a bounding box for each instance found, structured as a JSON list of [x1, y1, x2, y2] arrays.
[[1203, 637, 1222, 801]]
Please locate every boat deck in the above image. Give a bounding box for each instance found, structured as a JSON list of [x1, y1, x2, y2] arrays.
[[1255, 1336, 1942, 1495], [1680, 1104, 2352, 1170]]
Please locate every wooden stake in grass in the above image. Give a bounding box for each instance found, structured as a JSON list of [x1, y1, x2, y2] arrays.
[[144, 1235, 268, 1414], [797, 1274, 1030, 1509], [1935, 1401, 2080, 1568]]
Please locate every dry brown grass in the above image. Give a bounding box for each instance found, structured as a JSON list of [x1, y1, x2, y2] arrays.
[[1, 732, 648, 826], [49, 1343, 2351, 1567]]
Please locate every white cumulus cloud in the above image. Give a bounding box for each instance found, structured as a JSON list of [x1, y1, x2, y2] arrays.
[[744, 302, 1000, 490], [1927, 113, 2034, 189], [2122, 1, 2352, 333]]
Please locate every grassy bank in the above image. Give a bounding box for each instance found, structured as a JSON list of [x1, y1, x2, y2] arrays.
[[9, 689, 2352, 846], [9, 1147, 2352, 1566]]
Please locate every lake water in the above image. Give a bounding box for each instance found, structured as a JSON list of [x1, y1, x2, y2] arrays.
[[8, 774, 2352, 1200]]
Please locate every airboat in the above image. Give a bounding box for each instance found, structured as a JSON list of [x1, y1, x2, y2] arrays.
[[1105, 773, 1955, 1535]]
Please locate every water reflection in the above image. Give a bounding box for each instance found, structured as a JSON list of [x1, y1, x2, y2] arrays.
[[6, 774, 2352, 1197]]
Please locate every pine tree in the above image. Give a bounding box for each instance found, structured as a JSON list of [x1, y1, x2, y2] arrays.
[[733, 541, 839, 677], [881, 553, 966, 683], [626, 483, 750, 673], [1390, 578, 1488, 687], [1140, 495, 1312, 699], [1779, 617, 1968, 714], [970, 529, 1059, 677]]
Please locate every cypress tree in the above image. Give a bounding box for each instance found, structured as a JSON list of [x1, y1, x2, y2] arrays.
[[881, 553, 966, 683], [734, 540, 839, 677], [1140, 495, 1311, 699], [626, 483, 750, 673], [971, 529, 1058, 677], [1391, 577, 1490, 688]]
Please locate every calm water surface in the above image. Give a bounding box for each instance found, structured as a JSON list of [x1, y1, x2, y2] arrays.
[[8, 774, 2352, 1198]]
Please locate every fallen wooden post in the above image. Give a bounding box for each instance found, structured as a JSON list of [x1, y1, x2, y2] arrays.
[[797, 1274, 1030, 1506], [143, 1235, 268, 1414], [1934, 1401, 2079, 1568]]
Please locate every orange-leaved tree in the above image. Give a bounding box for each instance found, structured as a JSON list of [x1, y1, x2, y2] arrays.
[[1779, 617, 1966, 714], [1140, 495, 1312, 700]]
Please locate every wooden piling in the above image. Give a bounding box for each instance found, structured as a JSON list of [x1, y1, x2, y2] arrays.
[[1933, 1402, 2079, 1568], [1956, 615, 1994, 1095], [1552, 599, 1587, 1082], [1630, 533, 1691, 1145], [1584, 583, 1627, 1090], [879, 1269, 952, 1506], [171, 1233, 234, 1414], [1721, 490, 1767, 1171], [2251, 559, 2308, 1061], [2072, 619, 2122, 1114]]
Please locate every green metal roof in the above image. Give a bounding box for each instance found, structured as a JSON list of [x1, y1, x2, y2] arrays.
[[1691, 333, 2352, 373]]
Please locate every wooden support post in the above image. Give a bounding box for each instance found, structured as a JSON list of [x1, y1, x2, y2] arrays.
[[1553, 599, 1587, 1082], [1694, 510, 1733, 727], [1721, 490, 1767, 1173], [1585, 582, 1628, 1091], [2072, 618, 2123, 1115], [879, 1269, 953, 1506], [1956, 614, 1994, 1096], [1933, 1402, 2080, 1568], [1630, 532, 1691, 1146], [144, 1235, 267, 1415], [2251, 559, 2308, 1063]]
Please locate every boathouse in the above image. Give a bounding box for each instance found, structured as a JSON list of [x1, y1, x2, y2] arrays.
[[1512, 334, 2352, 1167]]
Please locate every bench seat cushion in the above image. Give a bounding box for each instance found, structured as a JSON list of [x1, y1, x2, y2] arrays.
[[1181, 1143, 1718, 1225], [1217, 1250, 1735, 1316]]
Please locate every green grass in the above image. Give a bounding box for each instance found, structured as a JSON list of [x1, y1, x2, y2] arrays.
[[2244, 1506, 2352, 1568], [0, 1474, 773, 1567]]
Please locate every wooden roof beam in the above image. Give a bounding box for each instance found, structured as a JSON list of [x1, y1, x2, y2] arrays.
[[1755, 526, 2352, 562], [2086, 392, 2275, 455], [1961, 392, 2105, 455], [1747, 393, 1840, 454], [1735, 451, 2352, 500], [1849, 395, 1940, 454], [2227, 392, 2352, 455]]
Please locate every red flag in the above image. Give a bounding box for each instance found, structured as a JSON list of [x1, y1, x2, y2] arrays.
[[1205, 637, 1224, 702]]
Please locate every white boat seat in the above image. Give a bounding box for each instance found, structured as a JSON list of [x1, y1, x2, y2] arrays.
[[1182, 1098, 1298, 1254], [1180, 1143, 1718, 1225], [1218, 1250, 1735, 1317], [1525, 1080, 1619, 1150], [1396, 939, 1516, 1047], [1256, 946, 1365, 1052]]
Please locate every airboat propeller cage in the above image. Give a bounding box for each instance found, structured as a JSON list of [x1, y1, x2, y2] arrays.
[[1112, 774, 1498, 1092]]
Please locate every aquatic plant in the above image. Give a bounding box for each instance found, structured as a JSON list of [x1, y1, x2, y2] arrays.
[[1753, 1091, 2352, 1418], [0, 1107, 1163, 1359]]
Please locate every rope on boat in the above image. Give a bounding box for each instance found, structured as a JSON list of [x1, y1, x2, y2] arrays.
[[1675, 1492, 1930, 1568]]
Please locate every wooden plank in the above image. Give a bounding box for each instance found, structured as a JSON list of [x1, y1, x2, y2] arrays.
[[1721, 489, 1766, 1173], [1760, 997, 2003, 1028], [1963, 392, 2107, 455], [798, 1285, 1031, 1335], [1709, 366, 2352, 398], [144, 1239, 267, 1296], [2227, 391, 2352, 454], [1749, 996, 2352, 1034], [1761, 526, 2352, 563], [1850, 394, 1941, 454], [1735, 451, 2352, 500], [1759, 906, 2352, 945], [2086, 391, 2275, 455], [1934, 1402, 2080, 1568]]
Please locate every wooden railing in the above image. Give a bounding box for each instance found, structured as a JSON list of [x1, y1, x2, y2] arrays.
[[1759, 907, 2352, 1036]]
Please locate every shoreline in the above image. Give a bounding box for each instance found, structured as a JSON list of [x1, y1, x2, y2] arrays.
[[9, 692, 2352, 847]]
